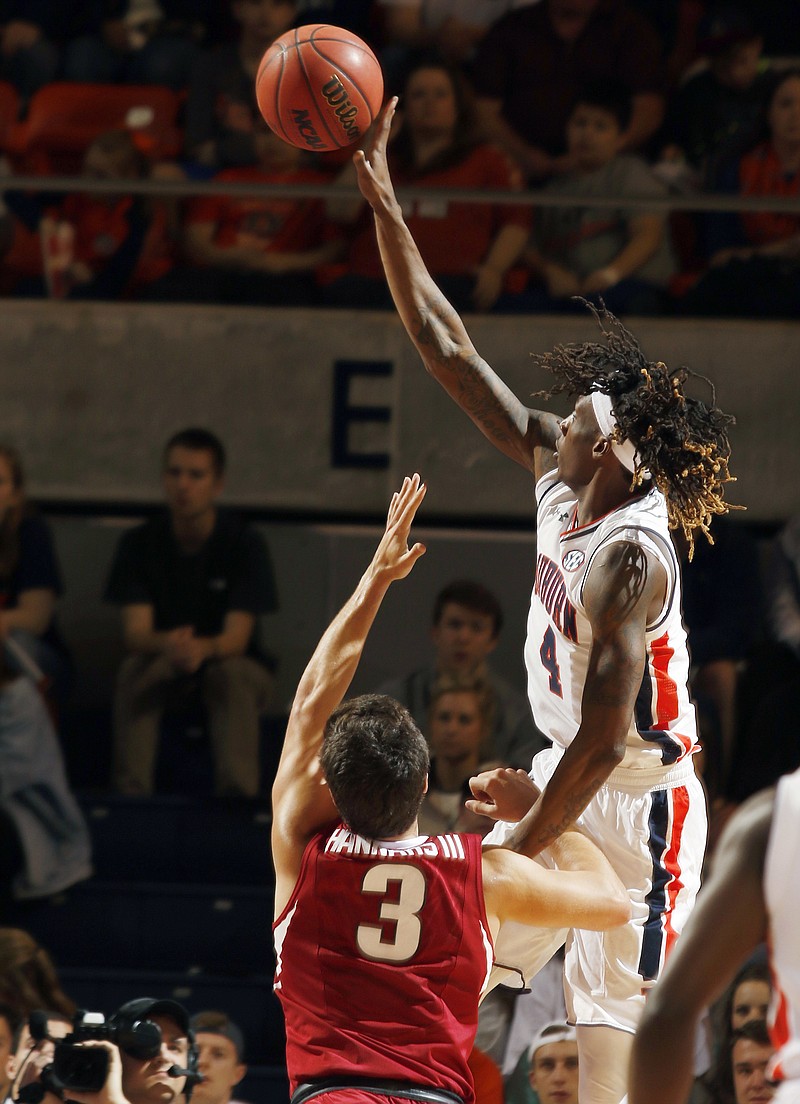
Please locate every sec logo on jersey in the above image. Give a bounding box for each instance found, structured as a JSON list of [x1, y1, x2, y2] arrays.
[[562, 549, 585, 572]]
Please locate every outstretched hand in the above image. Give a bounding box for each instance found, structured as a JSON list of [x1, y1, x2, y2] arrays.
[[466, 767, 540, 822], [353, 97, 400, 214], [371, 473, 427, 583]]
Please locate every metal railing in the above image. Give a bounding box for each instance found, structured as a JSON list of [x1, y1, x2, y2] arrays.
[[4, 172, 800, 214]]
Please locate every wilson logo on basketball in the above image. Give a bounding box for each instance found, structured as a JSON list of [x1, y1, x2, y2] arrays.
[[291, 109, 325, 150], [562, 549, 585, 572], [322, 76, 361, 141]]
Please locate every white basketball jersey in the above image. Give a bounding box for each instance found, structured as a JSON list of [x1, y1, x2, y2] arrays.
[[765, 768, 800, 1084], [524, 472, 698, 770]]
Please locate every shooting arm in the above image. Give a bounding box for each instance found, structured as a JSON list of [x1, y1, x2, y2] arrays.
[[354, 100, 560, 480], [629, 790, 772, 1104]]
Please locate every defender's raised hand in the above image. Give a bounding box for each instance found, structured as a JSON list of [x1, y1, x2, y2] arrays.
[[370, 473, 427, 583]]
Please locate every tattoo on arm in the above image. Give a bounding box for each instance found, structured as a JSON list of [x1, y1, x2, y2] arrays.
[[533, 781, 602, 847]]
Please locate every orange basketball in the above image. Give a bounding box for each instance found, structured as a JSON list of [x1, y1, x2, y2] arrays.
[[256, 24, 384, 153]]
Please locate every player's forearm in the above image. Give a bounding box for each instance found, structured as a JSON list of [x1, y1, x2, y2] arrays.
[[291, 561, 394, 731], [373, 206, 474, 365], [629, 1004, 698, 1104], [507, 736, 623, 856]]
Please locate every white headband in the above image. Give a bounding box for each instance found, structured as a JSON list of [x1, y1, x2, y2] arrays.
[[590, 391, 639, 474], [529, 1023, 578, 1063]]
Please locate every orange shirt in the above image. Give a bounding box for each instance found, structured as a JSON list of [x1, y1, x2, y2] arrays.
[[739, 141, 800, 246], [58, 193, 174, 290], [185, 166, 334, 255]]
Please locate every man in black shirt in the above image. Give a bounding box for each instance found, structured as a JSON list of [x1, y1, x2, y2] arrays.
[[105, 427, 278, 797]]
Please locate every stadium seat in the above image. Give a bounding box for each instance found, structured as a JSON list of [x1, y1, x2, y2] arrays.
[[79, 793, 273, 884], [5, 82, 183, 174], [9, 881, 275, 974]]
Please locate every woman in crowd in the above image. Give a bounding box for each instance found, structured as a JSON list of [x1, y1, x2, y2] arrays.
[[417, 673, 500, 837], [681, 68, 800, 318], [324, 54, 530, 313]]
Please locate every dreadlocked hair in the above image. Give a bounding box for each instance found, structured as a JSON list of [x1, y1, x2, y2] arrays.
[[532, 302, 740, 558]]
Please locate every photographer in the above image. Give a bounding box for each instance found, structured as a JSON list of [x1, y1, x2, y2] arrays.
[[12, 999, 199, 1104]]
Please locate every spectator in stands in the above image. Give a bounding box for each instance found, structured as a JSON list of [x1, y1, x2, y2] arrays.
[[2, 130, 175, 302], [324, 56, 531, 313], [375, 0, 520, 93], [506, 1023, 579, 1104], [676, 516, 763, 805], [379, 579, 547, 769], [154, 120, 341, 305], [469, 0, 667, 183], [63, 1, 213, 91], [701, 1019, 776, 1104], [0, 1002, 20, 1103], [516, 79, 675, 316], [659, 5, 772, 191], [189, 1011, 246, 1104], [0, 653, 93, 905], [0, 2, 60, 108], [295, 0, 374, 42], [726, 511, 800, 805], [10, 1010, 72, 1104], [0, 445, 72, 707], [0, 928, 76, 1021], [104, 427, 278, 799], [417, 674, 500, 837], [184, 0, 297, 174], [679, 68, 800, 319], [114, 998, 193, 1104]]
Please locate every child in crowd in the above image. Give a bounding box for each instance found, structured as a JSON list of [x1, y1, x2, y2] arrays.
[[659, 3, 772, 190], [517, 79, 675, 315], [149, 121, 341, 304]]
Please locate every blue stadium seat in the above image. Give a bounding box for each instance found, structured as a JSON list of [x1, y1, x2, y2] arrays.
[[79, 794, 274, 884], [12, 881, 275, 974]]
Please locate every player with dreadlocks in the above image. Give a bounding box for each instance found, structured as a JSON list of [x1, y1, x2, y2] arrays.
[[353, 99, 738, 1104]]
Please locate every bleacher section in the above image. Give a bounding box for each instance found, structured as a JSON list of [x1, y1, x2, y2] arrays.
[[6, 793, 289, 1103]]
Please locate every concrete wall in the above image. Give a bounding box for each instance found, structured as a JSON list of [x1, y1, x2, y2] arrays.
[[52, 513, 538, 713], [2, 301, 798, 522]]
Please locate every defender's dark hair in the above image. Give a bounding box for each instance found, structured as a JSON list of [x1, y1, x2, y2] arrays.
[[432, 580, 504, 636], [320, 694, 429, 839], [572, 79, 633, 132], [163, 428, 226, 476], [533, 303, 738, 558]]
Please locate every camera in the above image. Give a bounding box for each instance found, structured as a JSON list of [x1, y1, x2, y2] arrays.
[[52, 1010, 163, 1093]]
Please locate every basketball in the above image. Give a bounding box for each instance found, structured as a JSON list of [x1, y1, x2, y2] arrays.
[[256, 25, 384, 153]]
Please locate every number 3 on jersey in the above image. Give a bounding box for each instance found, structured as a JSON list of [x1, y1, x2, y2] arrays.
[[540, 625, 563, 697], [356, 864, 426, 963]]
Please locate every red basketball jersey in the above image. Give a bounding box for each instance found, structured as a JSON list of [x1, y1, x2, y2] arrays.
[[274, 826, 494, 1103]]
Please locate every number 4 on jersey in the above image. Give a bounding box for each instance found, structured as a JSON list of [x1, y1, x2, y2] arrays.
[[540, 625, 563, 697]]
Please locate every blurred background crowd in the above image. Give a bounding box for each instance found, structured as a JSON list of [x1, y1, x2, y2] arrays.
[[0, 0, 797, 317]]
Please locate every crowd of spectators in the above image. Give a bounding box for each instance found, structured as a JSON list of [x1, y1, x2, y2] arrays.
[[0, 0, 797, 316]]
